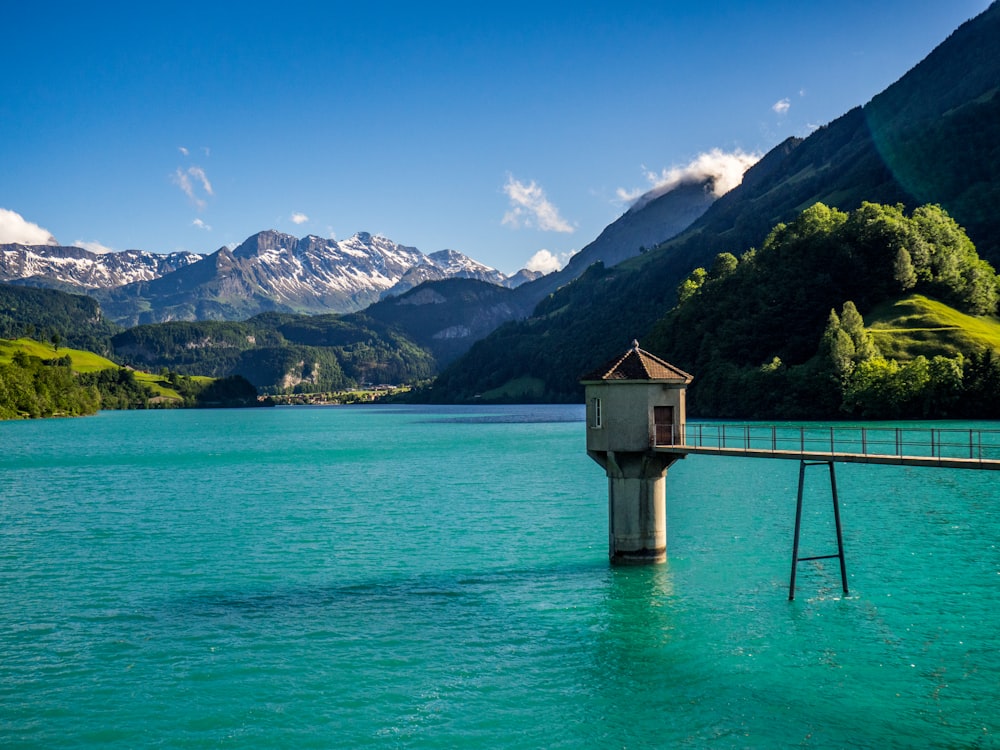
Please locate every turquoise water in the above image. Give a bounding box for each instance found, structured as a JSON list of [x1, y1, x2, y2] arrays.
[[2, 405, 999, 748]]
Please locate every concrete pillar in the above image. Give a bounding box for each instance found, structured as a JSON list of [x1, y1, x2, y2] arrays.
[[605, 451, 677, 564]]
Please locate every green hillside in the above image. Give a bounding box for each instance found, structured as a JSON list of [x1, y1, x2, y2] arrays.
[[0, 337, 192, 403], [639, 202, 1000, 420], [0, 283, 120, 354], [0, 337, 252, 419], [866, 294, 1000, 361], [0, 337, 116, 372]]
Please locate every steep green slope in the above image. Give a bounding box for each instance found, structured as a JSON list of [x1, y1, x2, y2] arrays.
[[0, 283, 120, 355], [0, 337, 221, 405], [0, 337, 117, 372], [866, 294, 1000, 361]]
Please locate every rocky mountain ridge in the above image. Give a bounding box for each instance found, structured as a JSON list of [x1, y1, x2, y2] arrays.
[[0, 243, 203, 292], [0, 230, 535, 325]]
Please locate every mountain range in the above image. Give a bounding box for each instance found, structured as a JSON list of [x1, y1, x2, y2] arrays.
[[0, 230, 540, 326]]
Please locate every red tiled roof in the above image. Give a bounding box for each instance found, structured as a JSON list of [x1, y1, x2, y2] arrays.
[[580, 340, 693, 383]]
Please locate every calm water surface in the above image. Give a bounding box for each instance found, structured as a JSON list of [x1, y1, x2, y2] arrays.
[[1, 405, 999, 748]]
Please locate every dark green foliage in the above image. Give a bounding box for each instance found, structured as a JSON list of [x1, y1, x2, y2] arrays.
[[0, 283, 120, 355], [0, 354, 100, 419], [78, 368, 155, 410], [960, 349, 1000, 417], [428, 261, 649, 403], [194, 375, 259, 407], [645, 202, 1000, 418], [110, 313, 434, 393]]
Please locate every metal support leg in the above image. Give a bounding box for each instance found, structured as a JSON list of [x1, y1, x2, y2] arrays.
[[789, 460, 849, 601]]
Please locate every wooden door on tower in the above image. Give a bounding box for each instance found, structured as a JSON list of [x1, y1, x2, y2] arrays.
[[654, 406, 674, 446]]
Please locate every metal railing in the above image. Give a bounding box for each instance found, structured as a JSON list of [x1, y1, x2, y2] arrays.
[[654, 424, 674, 446], [659, 423, 1000, 462]]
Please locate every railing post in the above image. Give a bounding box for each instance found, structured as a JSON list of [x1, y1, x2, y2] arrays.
[[862, 427, 867, 455]]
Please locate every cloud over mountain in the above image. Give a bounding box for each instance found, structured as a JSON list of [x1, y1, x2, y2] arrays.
[[525, 248, 574, 273], [618, 149, 761, 213], [0, 209, 58, 245]]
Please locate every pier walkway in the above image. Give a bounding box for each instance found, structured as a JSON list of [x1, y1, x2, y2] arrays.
[[653, 422, 1000, 598], [656, 423, 1000, 471]]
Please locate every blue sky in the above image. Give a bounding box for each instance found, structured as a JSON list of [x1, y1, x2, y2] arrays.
[[0, 1, 991, 275]]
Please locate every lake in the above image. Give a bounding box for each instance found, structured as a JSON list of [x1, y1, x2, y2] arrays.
[[2, 405, 998, 748]]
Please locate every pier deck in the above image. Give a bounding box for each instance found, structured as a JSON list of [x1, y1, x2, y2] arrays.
[[656, 424, 1000, 470]]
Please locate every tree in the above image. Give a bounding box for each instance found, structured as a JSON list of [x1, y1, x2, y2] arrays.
[[893, 246, 917, 289], [708, 252, 738, 280], [821, 309, 854, 378], [839, 301, 879, 361], [676, 267, 707, 306]]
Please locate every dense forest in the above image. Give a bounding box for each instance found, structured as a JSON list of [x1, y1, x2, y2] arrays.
[[0, 285, 121, 355], [0, 345, 261, 419], [645, 202, 1000, 419], [110, 312, 435, 393], [0, 351, 101, 419]]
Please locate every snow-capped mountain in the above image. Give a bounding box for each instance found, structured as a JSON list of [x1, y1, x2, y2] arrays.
[[0, 229, 535, 325], [0, 243, 203, 291], [380, 248, 512, 299]]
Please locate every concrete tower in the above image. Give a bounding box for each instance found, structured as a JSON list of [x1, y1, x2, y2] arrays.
[[580, 341, 692, 564]]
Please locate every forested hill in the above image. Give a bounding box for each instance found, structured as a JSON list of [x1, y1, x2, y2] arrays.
[[426, 2, 1000, 405], [0, 284, 121, 355], [646, 202, 1000, 419]]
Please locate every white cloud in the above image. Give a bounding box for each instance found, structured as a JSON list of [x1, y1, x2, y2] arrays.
[[188, 166, 213, 195], [615, 186, 645, 204], [0, 208, 58, 245], [524, 248, 574, 274], [291, 212, 309, 225], [617, 149, 761, 213], [178, 146, 190, 156], [502, 175, 574, 233], [773, 97, 791, 115], [172, 165, 214, 209], [74, 240, 115, 254], [192, 218, 212, 230]]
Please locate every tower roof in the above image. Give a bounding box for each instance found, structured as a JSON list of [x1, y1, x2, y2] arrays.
[[580, 340, 693, 384]]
